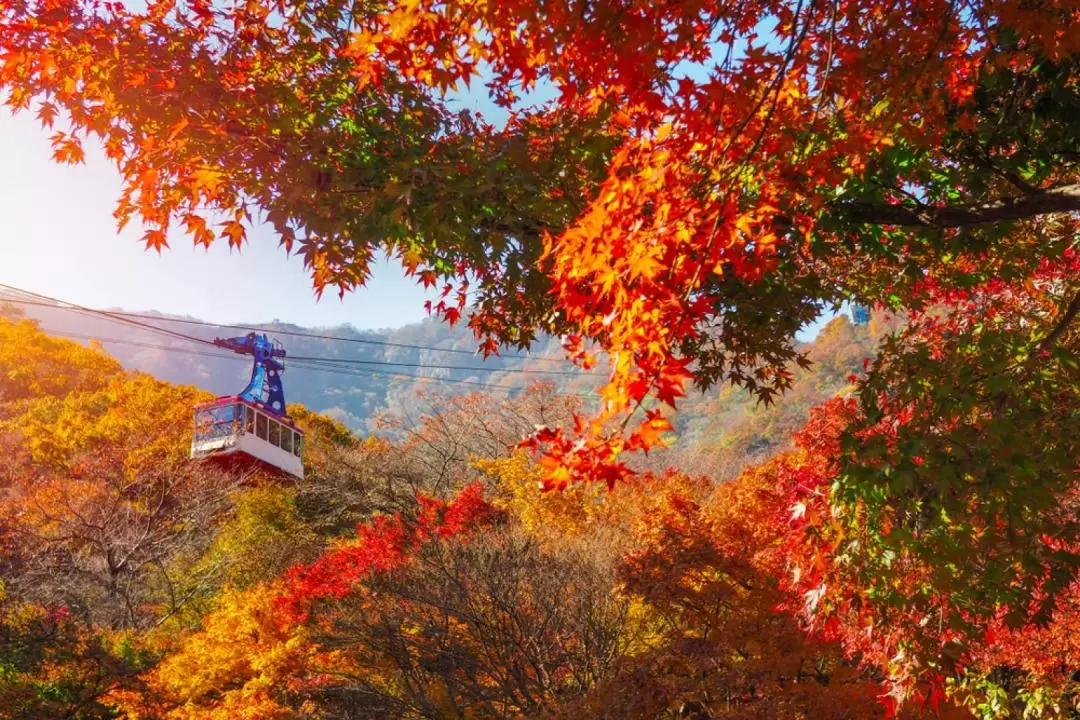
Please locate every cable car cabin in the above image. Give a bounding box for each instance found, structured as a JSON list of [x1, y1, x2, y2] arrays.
[[192, 397, 304, 480], [190, 331, 303, 480]]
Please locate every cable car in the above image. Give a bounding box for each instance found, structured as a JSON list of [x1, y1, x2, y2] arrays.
[[191, 332, 304, 480], [851, 303, 871, 326]]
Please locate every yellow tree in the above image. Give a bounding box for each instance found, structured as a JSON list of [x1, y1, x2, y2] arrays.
[[0, 318, 122, 409], [2, 365, 236, 629], [129, 582, 320, 720]]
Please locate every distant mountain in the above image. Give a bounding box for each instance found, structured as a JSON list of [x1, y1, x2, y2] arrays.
[[5, 300, 893, 478], [664, 311, 898, 479], [7, 302, 588, 432]]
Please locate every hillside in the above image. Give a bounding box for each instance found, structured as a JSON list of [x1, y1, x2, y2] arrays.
[[2, 298, 891, 479], [1, 310, 1066, 719], [4, 300, 581, 431]]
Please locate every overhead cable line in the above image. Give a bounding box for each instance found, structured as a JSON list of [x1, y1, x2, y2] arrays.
[[39, 327, 599, 401], [0, 285, 591, 378], [288, 358, 599, 400], [287, 353, 584, 376], [0, 285, 218, 347], [0, 286, 572, 363], [41, 330, 241, 361]]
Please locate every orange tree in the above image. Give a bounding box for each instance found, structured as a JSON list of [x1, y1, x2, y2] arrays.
[[133, 483, 507, 719], [0, 592, 150, 720], [0, 318, 122, 408], [3, 0, 1080, 707]]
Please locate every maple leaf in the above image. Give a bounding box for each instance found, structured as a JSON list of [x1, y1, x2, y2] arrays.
[[188, 167, 224, 199], [220, 220, 246, 248], [184, 213, 213, 247], [50, 132, 84, 164], [35, 101, 56, 128], [142, 228, 168, 250]]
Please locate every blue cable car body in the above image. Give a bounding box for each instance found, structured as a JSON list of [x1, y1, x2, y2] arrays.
[[191, 332, 304, 479], [214, 333, 289, 416], [851, 304, 871, 326]]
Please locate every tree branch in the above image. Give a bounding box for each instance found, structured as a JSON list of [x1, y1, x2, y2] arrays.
[[1038, 287, 1080, 353], [843, 183, 1080, 227]]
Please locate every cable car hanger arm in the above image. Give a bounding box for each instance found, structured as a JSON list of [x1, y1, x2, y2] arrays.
[[213, 332, 289, 417]]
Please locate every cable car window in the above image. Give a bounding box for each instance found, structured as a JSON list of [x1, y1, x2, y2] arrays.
[[269, 420, 280, 448], [256, 413, 268, 441], [244, 406, 255, 434], [280, 428, 293, 454], [194, 404, 239, 442], [293, 433, 303, 457]]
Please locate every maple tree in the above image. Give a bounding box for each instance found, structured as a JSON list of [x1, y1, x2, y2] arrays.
[[181, 484, 321, 601], [564, 480, 890, 719], [771, 252, 1078, 699], [131, 580, 314, 719], [1, 371, 239, 630], [0, 589, 150, 720], [848, 258, 1079, 625], [956, 579, 1080, 717], [3, 0, 1078, 485], [136, 483, 508, 718], [375, 383, 581, 494], [0, 320, 240, 635], [294, 525, 635, 717], [477, 450, 609, 541]]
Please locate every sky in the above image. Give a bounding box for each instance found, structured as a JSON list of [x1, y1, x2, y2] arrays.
[[0, 55, 551, 331], [0, 111, 436, 329]]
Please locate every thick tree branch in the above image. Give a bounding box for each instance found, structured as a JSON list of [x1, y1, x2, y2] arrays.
[[1038, 287, 1080, 353], [844, 183, 1080, 227]]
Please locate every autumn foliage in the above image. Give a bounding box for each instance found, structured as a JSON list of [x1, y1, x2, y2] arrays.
[[4, 0, 1078, 487], [2, 0, 1080, 715]]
